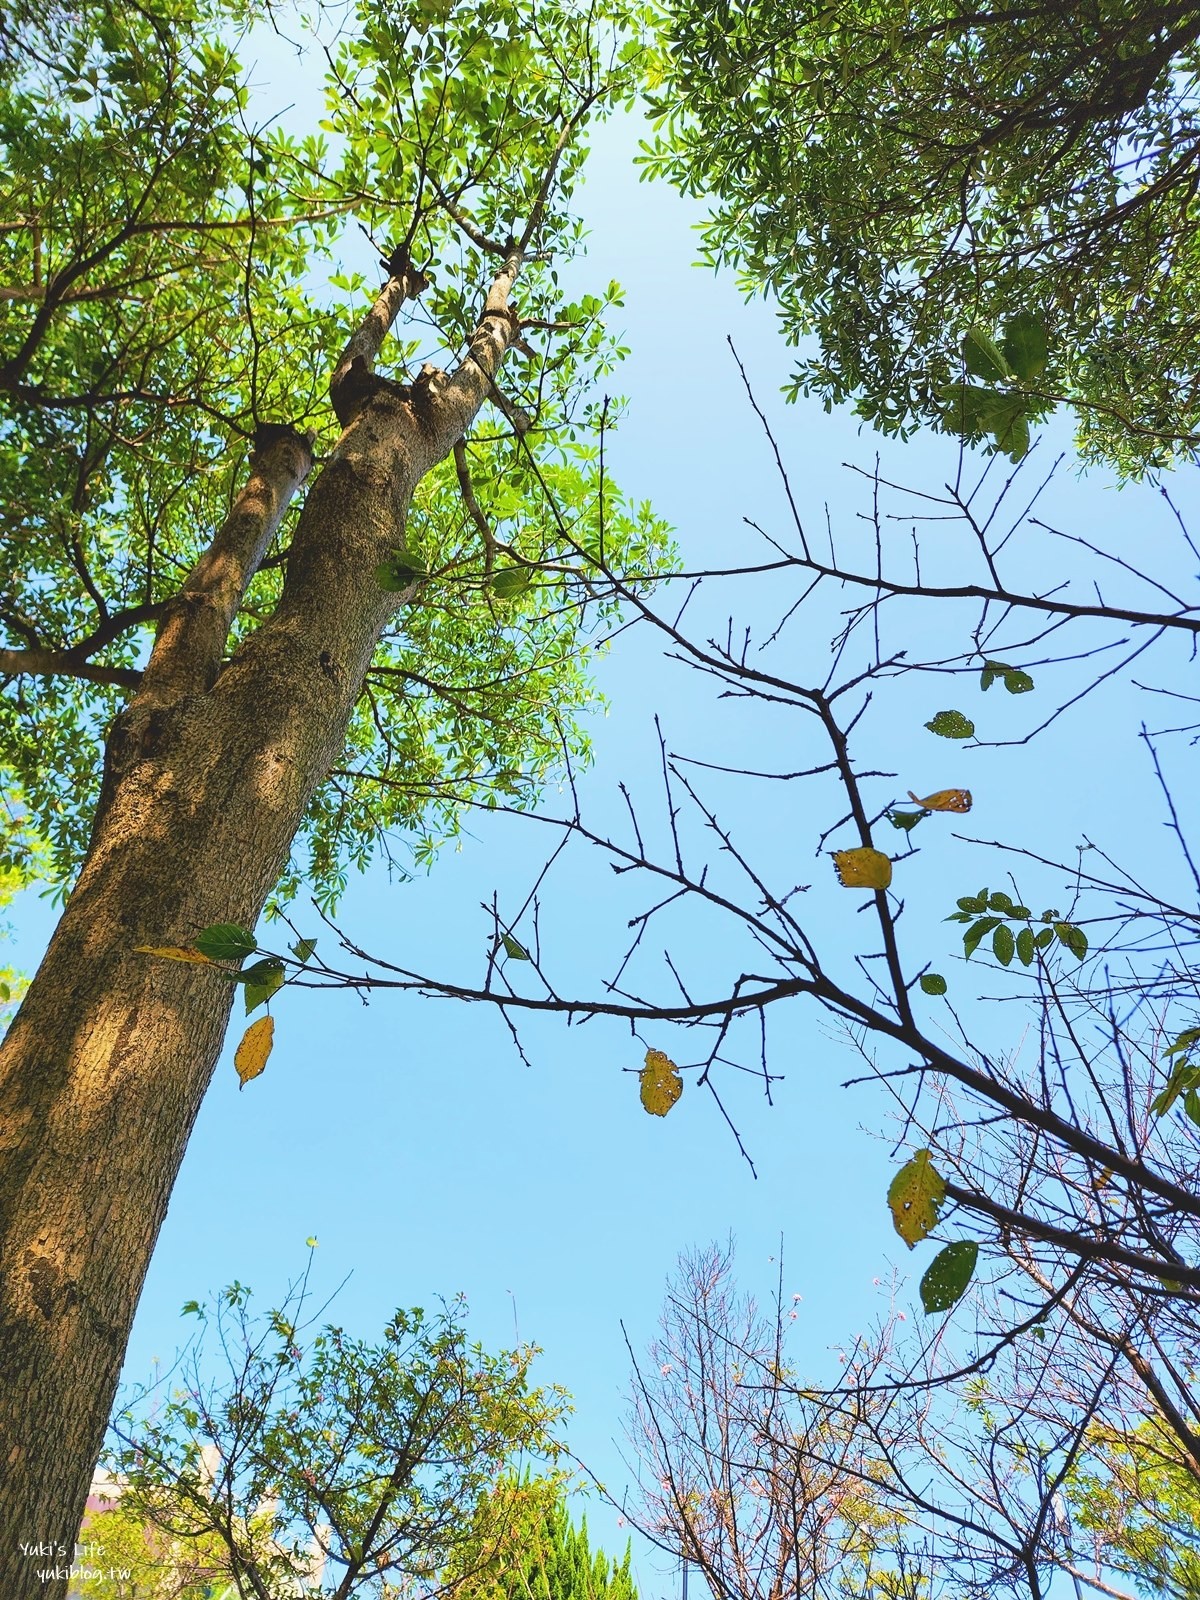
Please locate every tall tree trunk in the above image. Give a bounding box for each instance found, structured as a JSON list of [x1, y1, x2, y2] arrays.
[[0, 252, 521, 1598]]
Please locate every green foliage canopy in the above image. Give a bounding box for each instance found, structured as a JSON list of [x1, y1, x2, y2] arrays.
[[640, 0, 1200, 475], [0, 0, 671, 907]]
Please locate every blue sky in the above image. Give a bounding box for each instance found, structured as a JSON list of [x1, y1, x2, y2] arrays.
[[6, 12, 1199, 1596]]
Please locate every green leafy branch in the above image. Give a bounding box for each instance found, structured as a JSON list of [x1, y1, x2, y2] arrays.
[[937, 311, 1050, 462], [945, 890, 1089, 966]]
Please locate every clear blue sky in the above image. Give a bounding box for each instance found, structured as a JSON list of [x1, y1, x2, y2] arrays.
[[6, 11, 1197, 1596]]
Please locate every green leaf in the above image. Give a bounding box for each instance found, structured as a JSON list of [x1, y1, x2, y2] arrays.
[[920, 1240, 979, 1314], [956, 895, 986, 913], [242, 958, 285, 1015], [962, 327, 1009, 383], [887, 809, 926, 832], [1003, 669, 1035, 693], [987, 891, 1014, 913], [290, 938, 318, 964], [195, 922, 257, 962], [1054, 922, 1088, 960], [964, 916, 1002, 957], [181, 1299, 203, 1317], [919, 972, 947, 995], [1151, 1062, 1200, 1118], [501, 932, 530, 960], [1002, 311, 1048, 381], [1016, 927, 1035, 966], [1163, 1026, 1200, 1058], [1035, 926, 1056, 949], [374, 552, 429, 590], [925, 710, 975, 740], [992, 923, 1015, 966], [492, 566, 533, 599], [979, 660, 1012, 691]]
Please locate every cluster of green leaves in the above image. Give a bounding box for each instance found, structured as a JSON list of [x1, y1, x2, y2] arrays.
[[104, 1282, 570, 1600], [445, 1476, 637, 1600], [639, 0, 1200, 475], [1150, 1024, 1200, 1127], [1065, 1419, 1200, 1600], [0, 0, 344, 888], [946, 889, 1089, 967], [940, 314, 1050, 461], [1, 0, 675, 912]]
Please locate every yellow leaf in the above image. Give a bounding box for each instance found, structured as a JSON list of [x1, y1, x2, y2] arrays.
[[235, 1015, 274, 1090], [640, 1048, 682, 1116], [907, 788, 972, 813], [832, 847, 893, 889], [133, 946, 214, 965], [887, 1148, 946, 1248]]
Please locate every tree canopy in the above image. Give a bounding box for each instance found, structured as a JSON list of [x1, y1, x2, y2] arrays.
[[640, 0, 1200, 475], [0, 0, 669, 905]]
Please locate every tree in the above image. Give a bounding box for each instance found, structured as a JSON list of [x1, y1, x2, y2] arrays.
[[291, 395, 1200, 1587], [445, 1475, 638, 1600], [1065, 1418, 1200, 1600], [93, 1265, 568, 1600], [622, 1244, 927, 1600], [0, 0, 667, 1581], [637, 0, 1200, 475]]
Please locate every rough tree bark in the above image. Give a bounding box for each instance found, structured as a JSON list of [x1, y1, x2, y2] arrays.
[[0, 247, 523, 1597]]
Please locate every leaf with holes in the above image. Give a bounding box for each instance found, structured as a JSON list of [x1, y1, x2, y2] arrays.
[[887, 1149, 946, 1248], [925, 710, 975, 740], [832, 847, 893, 889], [920, 973, 947, 995], [907, 788, 971, 813], [640, 1049, 683, 1116], [920, 1240, 979, 1313]]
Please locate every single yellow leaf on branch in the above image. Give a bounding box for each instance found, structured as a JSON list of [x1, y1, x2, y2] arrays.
[[133, 946, 214, 965], [832, 847, 893, 889], [640, 1048, 682, 1116], [235, 1015, 274, 1090], [887, 1148, 946, 1248], [907, 788, 972, 813]]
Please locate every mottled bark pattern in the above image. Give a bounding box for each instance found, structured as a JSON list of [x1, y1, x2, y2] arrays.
[[0, 253, 520, 1596]]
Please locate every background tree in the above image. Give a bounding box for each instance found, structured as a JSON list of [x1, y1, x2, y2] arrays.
[[637, 0, 1200, 475], [287, 405, 1200, 1593], [445, 1475, 637, 1600], [96, 1263, 568, 1600], [622, 1244, 927, 1600], [0, 0, 668, 1580]]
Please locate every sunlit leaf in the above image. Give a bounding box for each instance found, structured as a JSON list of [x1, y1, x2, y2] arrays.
[[133, 946, 214, 965], [640, 1048, 683, 1116], [501, 932, 530, 960], [887, 1148, 946, 1248], [1002, 311, 1048, 381], [907, 788, 971, 813], [235, 1015, 274, 1090], [832, 846, 893, 889], [962, 327, 1009, 383], [195, 922, 257, 962], [492, 566, 533, 599]]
